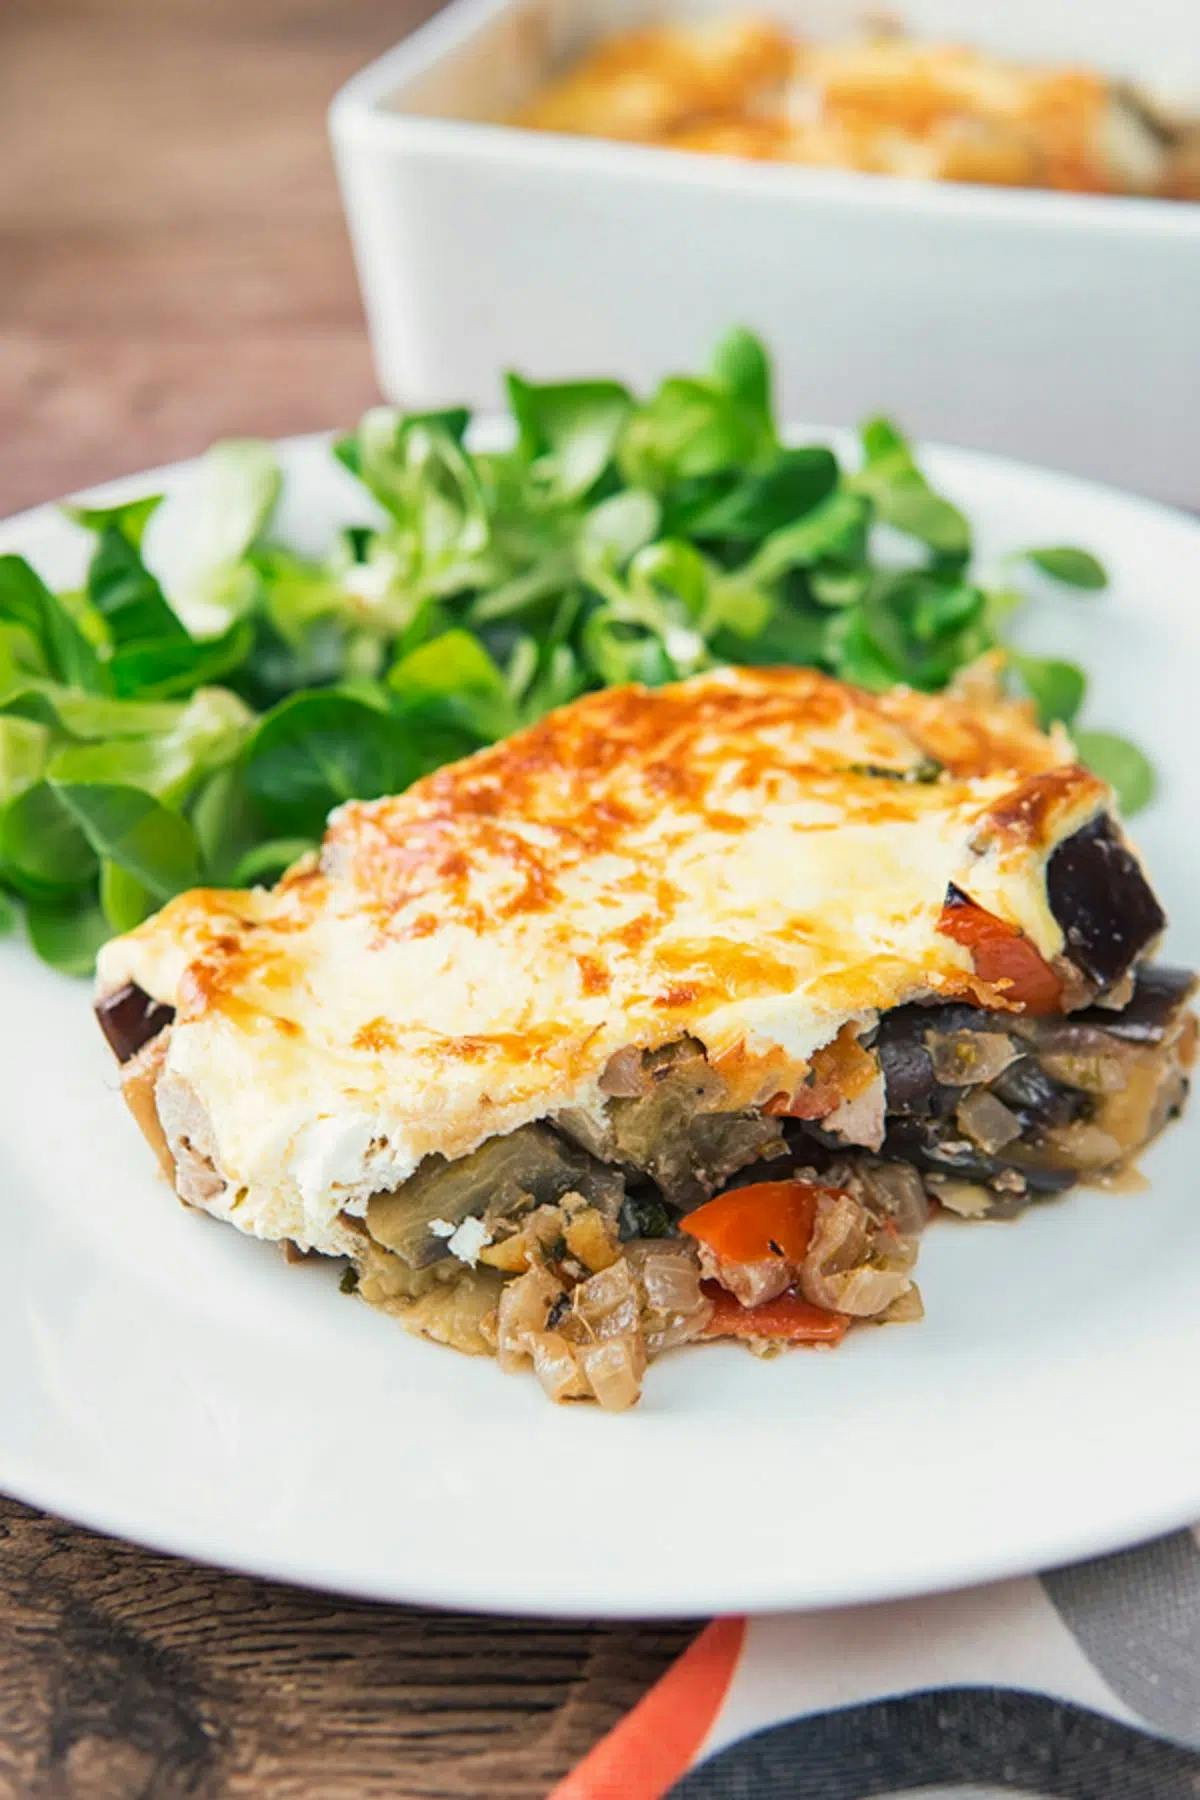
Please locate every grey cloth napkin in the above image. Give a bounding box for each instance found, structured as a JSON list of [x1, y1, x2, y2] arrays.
[[672, 1529, 1200, 1798]]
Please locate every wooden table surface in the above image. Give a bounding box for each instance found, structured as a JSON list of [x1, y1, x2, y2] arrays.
[[0, 4, 698, 1793]]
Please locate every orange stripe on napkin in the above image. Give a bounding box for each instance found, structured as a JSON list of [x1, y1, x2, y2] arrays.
[[550, 1615, 746, 1800]]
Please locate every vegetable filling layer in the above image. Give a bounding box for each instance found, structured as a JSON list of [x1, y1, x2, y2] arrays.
[[341, 961, 1193, 1410]]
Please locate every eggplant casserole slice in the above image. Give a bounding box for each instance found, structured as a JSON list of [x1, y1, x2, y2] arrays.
[[95, 668, 1194, 1410]]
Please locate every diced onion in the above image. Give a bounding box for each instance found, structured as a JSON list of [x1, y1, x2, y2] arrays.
[[823, 1263, 915, 1316], [634, 1242, 706, 1314], [928, 1177, 994, 1218], [565, 1206, 620, 1272], [927, 1030, 1019, 1086], [1043, 1121, 1123, 1169], [527, 1331, 590, 1402], [798, 1190, 916, 1317], [1039, 1051, 1127, 1095], [495, 1235, 721, 1405], [578, 1336, 645, 1412], [626, 1240, 714, 1351], [839, 1158, 929, 1236], [573, 1260, 640, 1339], [495, 1266, 561, 1371], [879, 1284, 925, 1323], [956, 1088, 1022, 1152]]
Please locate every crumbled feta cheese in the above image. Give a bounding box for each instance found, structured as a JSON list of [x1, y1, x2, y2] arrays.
[[426, 1214, 491, 1263], [446, 1216, 492, 1265]]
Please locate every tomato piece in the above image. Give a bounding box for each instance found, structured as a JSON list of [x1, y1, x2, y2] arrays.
[[703, 1285, 849, 1345], [680, 1179, 827, 1265], [937, 893, 1063, 1014]]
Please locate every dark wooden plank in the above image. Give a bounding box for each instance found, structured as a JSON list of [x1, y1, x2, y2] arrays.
[[0, 1497, 697, 1797], [0, 3, 701, 1789], [0, 0, 441, 513], [1, 329, 380, 512]]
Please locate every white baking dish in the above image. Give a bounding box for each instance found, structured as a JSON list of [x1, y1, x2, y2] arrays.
[[330, 0, 1200, 504]]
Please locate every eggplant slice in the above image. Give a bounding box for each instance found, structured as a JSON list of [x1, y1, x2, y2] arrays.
[[95, 981, 175, 1063], [861, 966, 1196, 1212], [1046, 815, 1166, 990]]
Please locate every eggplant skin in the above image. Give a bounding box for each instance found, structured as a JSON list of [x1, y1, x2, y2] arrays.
[[1046, 815, 1166, 989], [881, 1117, 1078, 1194], [846, 964, 1194, 1207], [366, 1123, 623, 1268], [96, 982, 175, 1064], [1070, 966, 1196, 1043]]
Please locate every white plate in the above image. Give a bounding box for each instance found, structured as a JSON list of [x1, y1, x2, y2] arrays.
[[2, 435, 1198, 1618]]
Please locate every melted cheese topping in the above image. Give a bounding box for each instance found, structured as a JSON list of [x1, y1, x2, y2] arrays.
[[517, 21, 1194, 199], [98, 668, 1108, 1251]]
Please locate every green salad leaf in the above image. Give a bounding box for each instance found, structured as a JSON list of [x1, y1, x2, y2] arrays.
[[230, 837, 317, 888], [387, 629, 516, 742], [0, 715, 50, 803], [0, 327, 1149, 978], [109, 617, 254, 700], [506, 374, 632, 498], [1, 780, 97, 897], [708, 325, 773, 419], [67, 493, 163, 548], [87, 523, 186, 647], [99, 858, 157, 935], [25, 890, 111, 975], [53, 782, 201, 899], [1011, 653, 1087, 728], [140, 440, 280, 630], [0, 555, 107, 693], [1024, 545, 1109, 590], [245, 692, 424, 837], [190, 762, 261, 883], [1072, 730, 1156, 814], [853, 419, 971, 557]]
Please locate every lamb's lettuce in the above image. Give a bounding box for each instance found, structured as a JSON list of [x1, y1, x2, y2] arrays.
[[86, 523, 185, 647], [0, 327, 1148, 977], [0, 715, 50, 804], [245, 692, 424, 838], [25, 890, 110, 975], [52, 783, 201, 900], [0, 555, 106, 693], [141, 440, 280, 634], [1071, 730, 1155, 814]]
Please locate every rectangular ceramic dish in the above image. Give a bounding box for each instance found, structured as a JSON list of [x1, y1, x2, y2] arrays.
[[329, 0, 1200, 504]]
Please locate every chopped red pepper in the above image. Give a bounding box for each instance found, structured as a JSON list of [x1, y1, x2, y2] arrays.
[[938, 892, 1063, 1014], [680, 1179, 827, 1265], [703, 1285, 849, 1345]]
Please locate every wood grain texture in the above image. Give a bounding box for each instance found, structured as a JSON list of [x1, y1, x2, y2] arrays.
[[0, 1498, 697, 1799], [0, 5, 700, 1792], [0, 0, 441, 514]]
